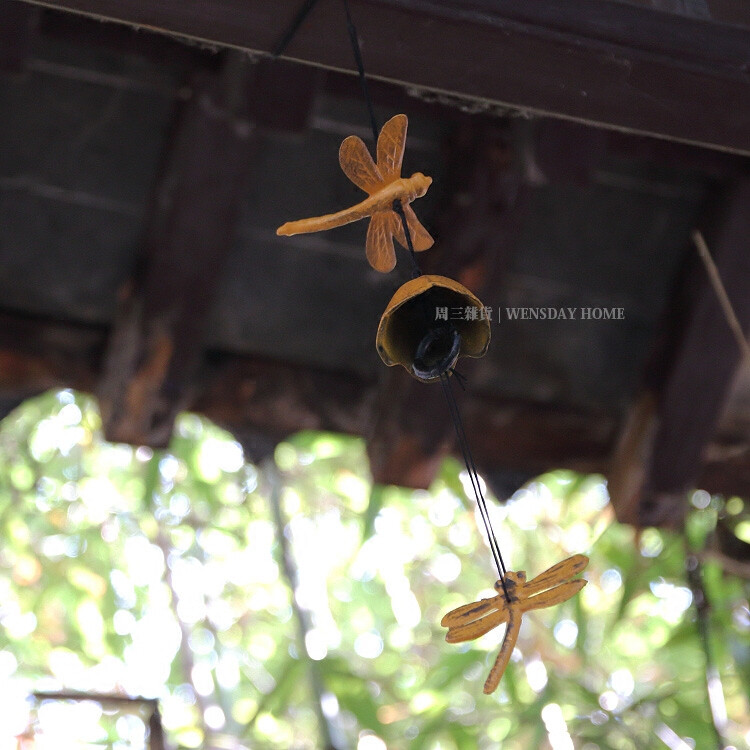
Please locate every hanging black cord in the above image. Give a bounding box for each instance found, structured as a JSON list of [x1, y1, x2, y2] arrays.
[[440, 373, 510, 600], [392, 200, 423, 280], [341, 0, 510, 598], [272, 0, 323, 58], [342, 0, 422, 280], [272, 0, 510, 596], [342, 0, 380, 148], [443, 372, 508, 581]]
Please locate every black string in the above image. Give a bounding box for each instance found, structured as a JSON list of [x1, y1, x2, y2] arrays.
[[272, 0, 323, 58], [392, 201, 423, 280], [273, 0, 510, 593], [451, 368, 468, 391], [440, 373, 510, 600], [344, 0, 510, 603], [340, 0, 510, 598], [342, 0, 379, 149], [341, 0, 423, 285]]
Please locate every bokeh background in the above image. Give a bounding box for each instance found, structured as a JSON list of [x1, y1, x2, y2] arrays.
[[1, 390, 749, 749]]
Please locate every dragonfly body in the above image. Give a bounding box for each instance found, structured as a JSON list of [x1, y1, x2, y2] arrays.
[[442, 555, 588, 694], [276, 114, 434, 272], [277, 172, 432, 236]]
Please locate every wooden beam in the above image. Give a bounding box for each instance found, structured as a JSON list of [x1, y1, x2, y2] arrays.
[[0, 308, 616, 481], [465, 399, 616, 477], [97, 55, 256, 447], [15, 0, 750, 156], [700, 449, 750, 498], [640, 179, 750, 526], [0, 310, 102, 389], [607, 391, 658, 525], [366, 373, 453, 489], [195, 355, 374, 461], [195, 354, 616, 477], [0, 310, 103, 420]]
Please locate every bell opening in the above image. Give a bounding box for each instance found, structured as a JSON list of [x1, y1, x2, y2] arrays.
[[382, 285, 478, 379], [412, 325, 462, 382]]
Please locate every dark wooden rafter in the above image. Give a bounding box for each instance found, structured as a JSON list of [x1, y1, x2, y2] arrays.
[[195, 355, 374, 462], [610, 179, 750, 527], [0, 0, 40, 72], [95, 54, 324, 448], [366, 374, 453, 489], [0, 310, 103, 416], [643, 179, 750, 525], [13, 0, 750, 156], [466, 399, 616, 478], [97, 53, 257, 447], [0, 309, 616, 475], [615, 0, 750, 27], [700, 442, 750, 499], [189, 355, 619, 478]]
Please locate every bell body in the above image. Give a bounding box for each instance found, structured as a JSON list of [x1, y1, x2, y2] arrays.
[[376, 275, 491, 383]]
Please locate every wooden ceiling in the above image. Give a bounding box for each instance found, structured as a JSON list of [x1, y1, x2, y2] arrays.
[[3, 0, 750, 532]]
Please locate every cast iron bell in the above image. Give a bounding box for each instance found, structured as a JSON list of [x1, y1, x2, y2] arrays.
[[376, 275, 491, 383]]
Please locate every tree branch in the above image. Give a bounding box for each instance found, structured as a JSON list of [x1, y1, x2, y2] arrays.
[[263, 458, 340, 750], [684, 551, 729, 750]]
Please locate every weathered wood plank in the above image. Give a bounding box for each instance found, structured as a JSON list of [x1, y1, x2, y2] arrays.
[[97, 56, 256, 447], [642, 179, 750, 526], [0, 309, 616, 482], [14, 0, 750, 155]]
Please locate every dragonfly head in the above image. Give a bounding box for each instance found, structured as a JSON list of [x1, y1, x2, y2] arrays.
[[496, 571, 526, 593], [408, 172, 432, 200]]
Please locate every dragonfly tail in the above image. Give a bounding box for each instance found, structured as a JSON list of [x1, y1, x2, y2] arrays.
[[483, 610, 521, 694], [277, 203, 370, 236]]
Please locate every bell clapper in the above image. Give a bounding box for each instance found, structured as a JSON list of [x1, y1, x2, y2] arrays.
[[412, 324, 462, 382]]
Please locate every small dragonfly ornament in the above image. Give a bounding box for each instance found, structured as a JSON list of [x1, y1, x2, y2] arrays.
[[277, 114, 433, 272], [442, 555, 589, 694]]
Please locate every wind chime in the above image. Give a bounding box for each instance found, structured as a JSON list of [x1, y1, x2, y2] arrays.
[[274, 0, 588, 695]]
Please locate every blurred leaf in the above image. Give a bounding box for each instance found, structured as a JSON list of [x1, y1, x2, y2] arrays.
[[0, 392, 748, 749]]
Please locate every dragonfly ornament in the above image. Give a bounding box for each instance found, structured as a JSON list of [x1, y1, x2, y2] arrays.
[[277, 114, 433, 272], [442, 555, 589, 694]]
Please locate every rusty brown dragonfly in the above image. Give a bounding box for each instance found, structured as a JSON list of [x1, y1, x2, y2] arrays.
[[277, 114, 433, 272], [442, 554, 589, 694]]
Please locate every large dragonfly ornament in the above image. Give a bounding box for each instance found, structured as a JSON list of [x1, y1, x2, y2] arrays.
[[277, 114, 434, 272], [442, 555, 589, 694]]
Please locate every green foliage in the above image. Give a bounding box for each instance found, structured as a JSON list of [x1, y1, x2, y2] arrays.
[[0, 390, 748, 749]]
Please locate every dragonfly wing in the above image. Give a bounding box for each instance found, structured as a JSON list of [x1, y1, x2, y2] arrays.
[[396, 204, 434, 251], [445, 607, 508, 644], [340, 135, 383, 195], [483, 610, 521, 694], [442, 594, 505, 628], [521, 578, 587, 612], [366, 212, 397, 272], [523, 554, 589, 596], [376, 114, 407, 181]]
